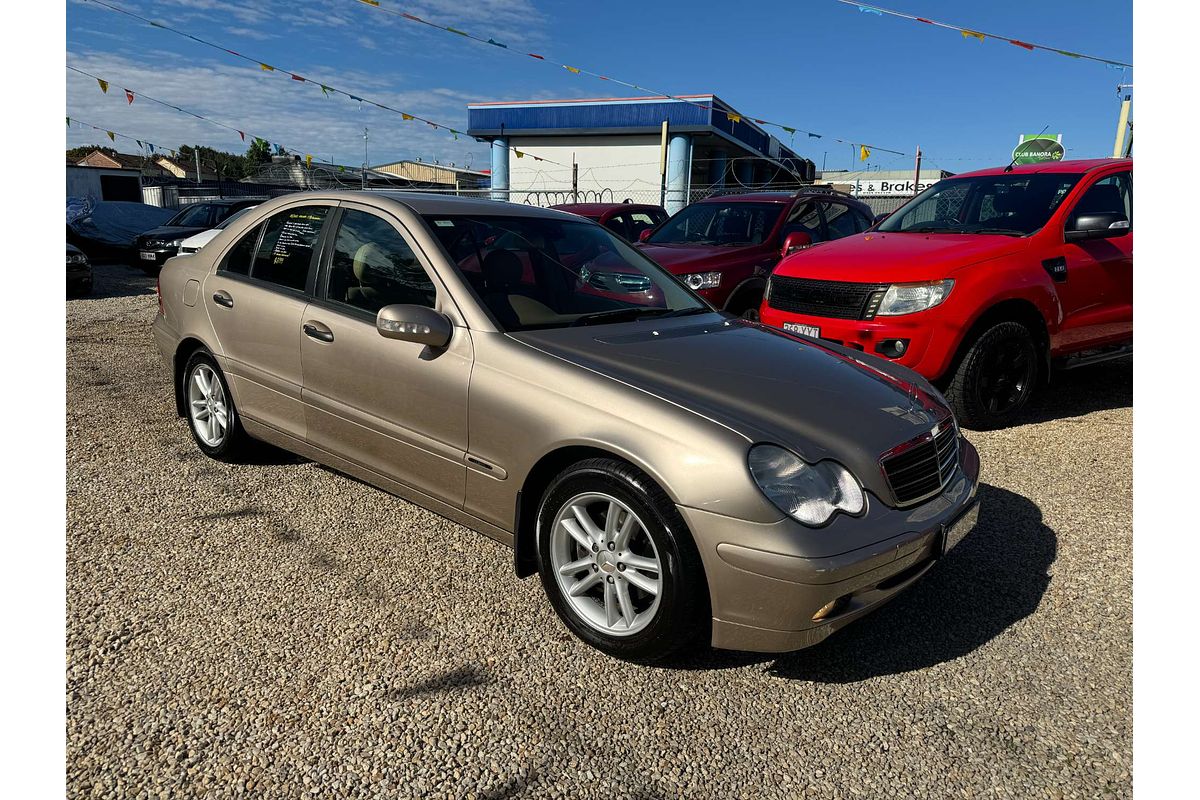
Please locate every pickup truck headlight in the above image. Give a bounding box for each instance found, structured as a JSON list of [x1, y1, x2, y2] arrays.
[[876, 279, 954, 316], [683, 271, 721, 290], [748, 444, 865, 526]]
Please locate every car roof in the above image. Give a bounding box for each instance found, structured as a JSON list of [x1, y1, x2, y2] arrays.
[[271, 190, 580, 221], [954, 157, 1131, 179], [697, 192, 794, 204], [551, 202, 665, 215]]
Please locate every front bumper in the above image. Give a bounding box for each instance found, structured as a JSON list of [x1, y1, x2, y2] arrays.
[[682, 437, 980, 653]]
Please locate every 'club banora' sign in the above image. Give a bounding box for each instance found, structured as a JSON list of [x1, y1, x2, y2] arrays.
[[1012, 134, 1066, 165]]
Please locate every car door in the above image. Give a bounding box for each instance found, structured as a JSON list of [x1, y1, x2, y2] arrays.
[[300, 203, 472, 507], [203, 201, 332, 440], [1052, 170, 1133, 349]]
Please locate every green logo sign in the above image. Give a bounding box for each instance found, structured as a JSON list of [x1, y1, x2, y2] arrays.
[[1012, 134, 1065, 165]]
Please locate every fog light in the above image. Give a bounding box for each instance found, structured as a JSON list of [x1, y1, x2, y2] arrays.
[[875, 338, 910, 359], [812, 595, 850, 622]]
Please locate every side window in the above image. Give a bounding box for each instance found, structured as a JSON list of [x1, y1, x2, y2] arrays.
[[250, 205, 328, 291], [823, 203, 860, 239], [782, 201, 824, 242], [628, 212, 659, 239], [220, 222, 263, 275], [1072, 172, 1132, 227], [602, 215, 629, 240], [326, 209, 436, 314]]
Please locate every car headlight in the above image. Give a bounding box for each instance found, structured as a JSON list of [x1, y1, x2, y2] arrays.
[[876, 279, 954, 316], [748, 444, 865, 526], [683, 271, 721, 290], [168, 239, 184, 249], [67, 253, 88, 265]]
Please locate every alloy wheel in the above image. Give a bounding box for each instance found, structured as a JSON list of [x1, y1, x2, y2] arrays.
[[187, 364, 229, 447], [549, 492, 663, 636]]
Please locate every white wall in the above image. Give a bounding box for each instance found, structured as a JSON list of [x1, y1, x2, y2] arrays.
[[507, 135, 665, 205]]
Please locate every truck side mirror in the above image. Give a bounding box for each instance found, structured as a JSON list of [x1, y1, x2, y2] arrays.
[[1065, 212, 1130, 242], [781, 231, 813, 257]]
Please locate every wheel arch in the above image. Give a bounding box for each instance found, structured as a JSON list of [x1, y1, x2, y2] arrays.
[[943, 297, 1051, 387], [513, 445, 671, 579], [722, 276, 767, 314]]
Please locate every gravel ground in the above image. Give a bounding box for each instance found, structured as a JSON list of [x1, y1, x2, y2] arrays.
[[66, 262, 1132, 799]]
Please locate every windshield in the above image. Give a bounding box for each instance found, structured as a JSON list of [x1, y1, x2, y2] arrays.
[[167, 204, 213, 228], [878, 173, 1082, 236], [647, 201, 784, 246], [422, 215, 709, 332]]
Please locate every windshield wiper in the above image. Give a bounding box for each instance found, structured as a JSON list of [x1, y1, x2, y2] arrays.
[[569, 307, 676, 327], [963, 228, 1025, 236], [658, 306, 712, 318]]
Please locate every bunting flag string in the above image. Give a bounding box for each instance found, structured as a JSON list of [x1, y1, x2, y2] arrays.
[[80, 0, 567, 167], [67, 114, 171, 154], [67, 64, 340, 168], [836, 1, 1131, 69], [349, 0, 910, 160]]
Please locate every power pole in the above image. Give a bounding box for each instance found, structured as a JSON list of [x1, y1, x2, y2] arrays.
[[194, 146, 201, 184], [571, 155, 579, 204], [362, 127, 369, 190], [1113, 85, 1132, 158], [658, 120, 668, 207], [912, 145, 923, 197]]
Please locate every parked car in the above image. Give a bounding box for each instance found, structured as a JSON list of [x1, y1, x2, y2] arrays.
[[761, 158, 1133, 429], [67, 200, 175, 263], [178, 205, 258, 254], [136, 199, 261, 272], [154, 191, 980, 662], [550, 202, 668, 242], [635, 189, 875, 319], [66, 243, 92, 296]]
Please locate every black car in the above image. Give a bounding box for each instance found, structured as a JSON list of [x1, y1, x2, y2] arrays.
[[67, 243, 92, 296], [135, 199, 260, 272]]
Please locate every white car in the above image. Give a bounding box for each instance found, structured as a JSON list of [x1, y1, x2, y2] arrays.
[[178, 205, 258, 254]]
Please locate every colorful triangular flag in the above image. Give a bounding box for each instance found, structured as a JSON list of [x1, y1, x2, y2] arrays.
[[402, 113, 414, 121], [305, 154, 313, 168], [564, 65, 581, 74], [320, 85, 332, 96], [961, 30, 986, 42], [97, 78, 109, 93], [66, 116, 71, 127], [860, 145, 871, 161], [727, 112, 742, 123], [238, 130, 245, 142], [106, 130, 115, 142], [514, 150, 525, 159], [125, 89, 135, 104], [260, 63, 274, 72]]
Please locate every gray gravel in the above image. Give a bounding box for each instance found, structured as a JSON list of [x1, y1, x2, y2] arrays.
[[67, 262, 1131, 799]]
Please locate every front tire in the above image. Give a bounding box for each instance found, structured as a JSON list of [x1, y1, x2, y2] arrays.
[[535, 458, 709, 663], [183, 351, 253, 460], [945, 321, 1039, 430]]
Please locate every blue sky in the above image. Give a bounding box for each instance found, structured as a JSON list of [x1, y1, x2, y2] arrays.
[[66, 0, 1132, 174]]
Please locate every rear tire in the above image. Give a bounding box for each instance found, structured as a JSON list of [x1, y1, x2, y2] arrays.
[[946, 321, 1039, 430], [183, 350, 254, 461], [535, 458, 709, 663]]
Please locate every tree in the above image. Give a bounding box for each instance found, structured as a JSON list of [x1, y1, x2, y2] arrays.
[[66, 145, 119, 162], [245, 137, 272, 167]]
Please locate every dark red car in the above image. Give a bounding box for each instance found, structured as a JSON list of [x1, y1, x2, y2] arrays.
[[550, 202, 669, 242], [761, 158, 1133, 428], [635, 189, 874, 318]]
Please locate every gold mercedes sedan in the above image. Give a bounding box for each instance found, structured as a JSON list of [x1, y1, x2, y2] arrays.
[[153, 192, 980, 662]]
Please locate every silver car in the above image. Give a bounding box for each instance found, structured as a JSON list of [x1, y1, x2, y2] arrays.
[[153, 192, 980, 662]]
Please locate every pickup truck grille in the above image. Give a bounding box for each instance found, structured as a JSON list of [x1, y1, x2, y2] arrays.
[[767, 276, 889, 320], [881, 421, 960, 506]]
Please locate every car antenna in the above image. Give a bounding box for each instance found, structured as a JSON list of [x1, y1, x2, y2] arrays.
[[1005, 124, 1051, 172]]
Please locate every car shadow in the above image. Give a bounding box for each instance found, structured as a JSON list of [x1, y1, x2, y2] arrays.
[[669, 483, 1055, 682], [1011, 356, 1131, 427], [72, 262, 158, 300]]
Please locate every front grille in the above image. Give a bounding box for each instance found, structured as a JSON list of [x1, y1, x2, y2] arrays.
[[881, 421, 960, 506], [767, 276, 888, 319]]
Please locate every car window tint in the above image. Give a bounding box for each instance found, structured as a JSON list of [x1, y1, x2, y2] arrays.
[[220, 222, 263, 275], [326, 209, 436, 314], [602, 216, 628, 239], [171, 204, 213, 228], [823, 203, 859, 239], [250, 206, 327, 291], [627, 212, 659, 239], [1073, 172, 1132, 226], [854, 210, 873, 232], [782, 201, 824, 242]]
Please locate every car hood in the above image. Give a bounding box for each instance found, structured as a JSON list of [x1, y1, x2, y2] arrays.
[[138, 225, 209, 243], [513, 315, 951, 502], [636, 243, 759, 274], [774, 231, 1029, 282]]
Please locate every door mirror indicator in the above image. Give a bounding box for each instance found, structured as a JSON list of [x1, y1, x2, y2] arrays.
[[781, 231, 813, 258], [1065, 212, 1130, 242], [377, 304, 452, 348]]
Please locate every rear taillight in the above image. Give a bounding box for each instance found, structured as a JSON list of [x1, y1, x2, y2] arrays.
[[156, 276, 163, 316]]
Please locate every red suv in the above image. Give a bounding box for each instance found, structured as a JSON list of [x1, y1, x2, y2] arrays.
[[636, 190, 874, 318], [761, 158, 1133, 428], [551, 202, 668, 242]]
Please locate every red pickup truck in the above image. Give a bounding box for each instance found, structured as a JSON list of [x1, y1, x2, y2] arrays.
[[761, 158, 1132, 429]]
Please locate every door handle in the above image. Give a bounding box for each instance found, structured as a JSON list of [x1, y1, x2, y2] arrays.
[[303, 322, 334, 343], [211, 290, 234, 308]]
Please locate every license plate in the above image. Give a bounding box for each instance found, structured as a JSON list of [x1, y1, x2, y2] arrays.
[[941, 501, 980, 557], [783, 322, 820, 338], [140, 251, 158, 261]]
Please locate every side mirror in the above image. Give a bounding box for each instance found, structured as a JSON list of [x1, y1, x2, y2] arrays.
[[1065, 212, 1130, 242], [377, 304, 452, 348], [780, 231, 813, 258], [638, 228, 654, 243]]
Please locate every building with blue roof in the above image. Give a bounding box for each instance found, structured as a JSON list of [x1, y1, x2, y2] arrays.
[[466, 94, 816, 213]]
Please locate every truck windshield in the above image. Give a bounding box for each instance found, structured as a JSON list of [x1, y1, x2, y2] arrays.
[[878, 173, 1083, 236], [422, 215, 709, 332], [647, 202, 784, 246]]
